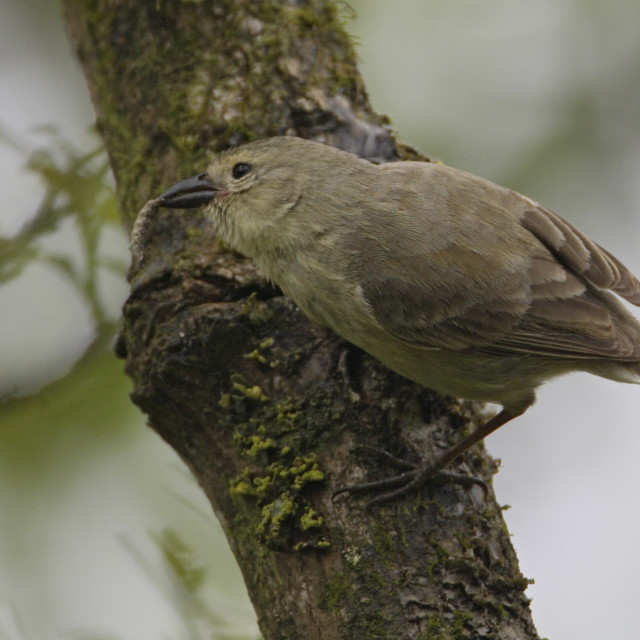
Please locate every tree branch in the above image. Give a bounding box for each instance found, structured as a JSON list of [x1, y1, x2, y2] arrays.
[[59, 1, 539, 638]]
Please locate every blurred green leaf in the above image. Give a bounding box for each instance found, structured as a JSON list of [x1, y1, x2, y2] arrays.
[[118, 529, 261, 640], [158, 528, 207, 594], [0, 126, 123, 328]]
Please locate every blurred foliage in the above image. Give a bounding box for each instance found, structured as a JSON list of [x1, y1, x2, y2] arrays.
[[0, 125, 260, 639], [154, 528, 261, 640], [118, 529, 262, 640], [0, 126, 125, 328]]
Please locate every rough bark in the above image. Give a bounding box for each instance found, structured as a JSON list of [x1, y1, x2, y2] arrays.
[[59, 1, 540, 638]]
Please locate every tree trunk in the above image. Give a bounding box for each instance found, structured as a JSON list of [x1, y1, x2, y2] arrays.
[[59, 1, 539, 638]]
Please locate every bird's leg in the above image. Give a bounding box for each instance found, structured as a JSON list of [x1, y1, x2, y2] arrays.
[[333, 408, 518, 508]]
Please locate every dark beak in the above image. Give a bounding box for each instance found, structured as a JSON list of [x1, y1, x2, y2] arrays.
[[158, 172, 219, 208]]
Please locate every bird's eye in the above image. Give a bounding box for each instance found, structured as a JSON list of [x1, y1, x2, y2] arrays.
[[232, 162, 252, 179]]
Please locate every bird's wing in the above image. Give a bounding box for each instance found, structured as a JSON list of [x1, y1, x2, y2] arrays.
[[520, 203, 640, 305], [356, 164, 640, 361]]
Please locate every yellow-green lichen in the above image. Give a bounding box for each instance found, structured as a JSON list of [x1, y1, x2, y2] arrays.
[[293, 538, 330, 551], [257, 493, 296, 538], [229, 479, 254, 496], [228, 391, 330, 551], [244, 348, 268, 364], [237, 292, 273, 324], [232, 381, 268, 402], [244, 336, 280, 369], [244, 434, 276, 458], [276, 454, 325, 489], [299, 506, 323, 530]]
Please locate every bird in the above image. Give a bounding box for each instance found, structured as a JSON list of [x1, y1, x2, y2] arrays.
[[151, 136, 640, 504]]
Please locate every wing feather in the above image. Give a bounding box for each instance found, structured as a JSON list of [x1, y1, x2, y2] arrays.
[[356, 164, 640, 362], [521, 204, 640, 304]]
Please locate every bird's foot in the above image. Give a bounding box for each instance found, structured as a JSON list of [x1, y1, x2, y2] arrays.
[[332, 445, 488, 509]]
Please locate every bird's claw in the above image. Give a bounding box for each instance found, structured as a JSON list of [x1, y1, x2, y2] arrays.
[[332, 447, 488, 508]]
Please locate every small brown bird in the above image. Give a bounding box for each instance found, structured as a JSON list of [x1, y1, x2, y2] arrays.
[[154, 136, 640, 503]]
